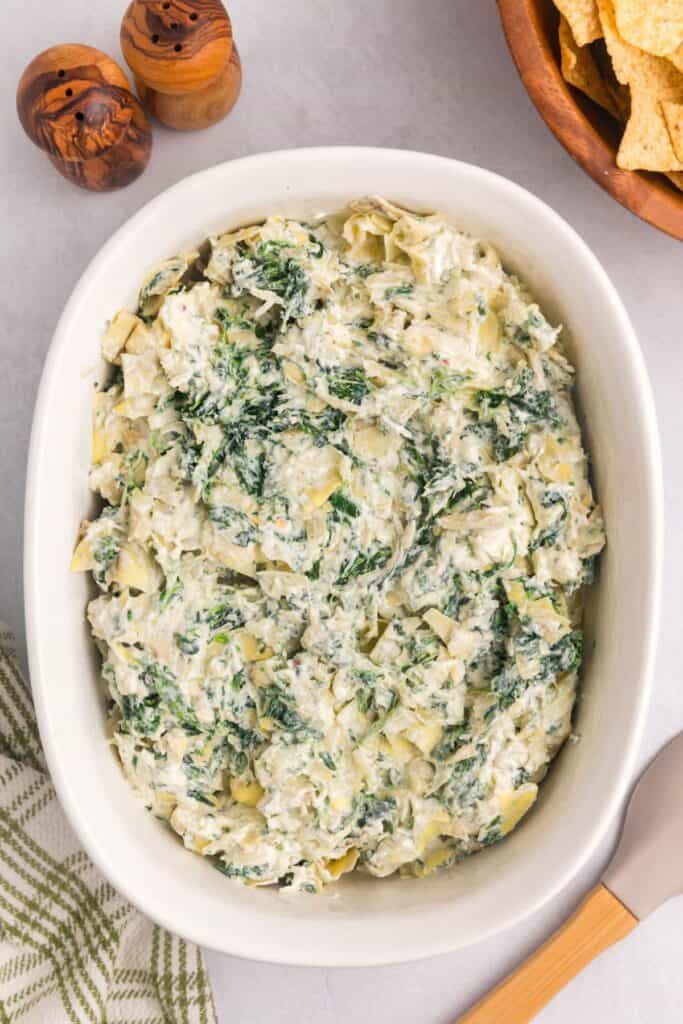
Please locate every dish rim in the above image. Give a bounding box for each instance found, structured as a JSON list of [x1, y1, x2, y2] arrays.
[[24, 147, 663, 965]]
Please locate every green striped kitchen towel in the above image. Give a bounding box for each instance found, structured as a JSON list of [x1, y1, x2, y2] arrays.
[[0, 623, 217, 1024]]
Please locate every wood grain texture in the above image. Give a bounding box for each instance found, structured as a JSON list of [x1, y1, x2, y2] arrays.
[[456, 884, 637, 1024], [16, 44, 152, 191], [121, 0, 234, 94], [46, 94, 152, 191], [135, 44, 241, 130], [16, 44, 130, 154], [497, 0, 683, 240]]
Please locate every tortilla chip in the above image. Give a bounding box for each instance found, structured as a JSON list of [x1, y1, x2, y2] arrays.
[[554, 0, 602, 47], [611, 82, 632, 120], [614, 0, 683, 57], [559, 16, 619, 114], [665, 170, 683, 188], [592, 36, 619, 82], [598, 0, 683, 169], [661, 99, 683, 159], [667, 44, 683, 75], [591, 38, 632, 118], [618, 97, 683, 170]]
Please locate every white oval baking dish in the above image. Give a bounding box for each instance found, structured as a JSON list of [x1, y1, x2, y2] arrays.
[[24, 148, 662, 966]]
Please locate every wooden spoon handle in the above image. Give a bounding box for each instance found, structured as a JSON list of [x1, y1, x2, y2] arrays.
[[456, 884, 637, 1024]]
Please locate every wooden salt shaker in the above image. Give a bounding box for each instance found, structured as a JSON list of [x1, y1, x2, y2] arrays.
[[120, 0, 242, 131], [16, 44, 152, 191]]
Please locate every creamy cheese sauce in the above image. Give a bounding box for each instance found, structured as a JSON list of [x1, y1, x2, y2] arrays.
[[73, 197, 605, 892]]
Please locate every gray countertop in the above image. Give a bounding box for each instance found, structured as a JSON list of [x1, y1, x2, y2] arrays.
[[1, 1, 681, 1020]]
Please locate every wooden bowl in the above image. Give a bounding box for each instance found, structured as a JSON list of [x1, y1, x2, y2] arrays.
[[497, 0, 683, 240]]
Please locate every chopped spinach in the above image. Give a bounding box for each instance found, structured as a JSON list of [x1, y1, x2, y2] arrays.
[[234, 241, 309, 321], [326, 366, 373, 405], [188, 789, 215, 807], [259, 685, 316, 736], [474, 369, 560, 462], [94, 534, 120, 569], [385, 284, 414, 299], [480, 816, 502, 847], [120, 693, 161, 736], [307, 234, 324, 258], [175, 629, 200, 656], [214, 860, 265, 881], [542, 630, 583, 676], [357, 794, 396, 828], [581, 555, 598, 587], [329, 489, 360, 519], [305, 559, 321, 581], [204, 603, 245, 632], [214, 308, 256, 333], [93, 532, 121, 586], [138, 661, 200, 733], [432, 722, 470, 761], [207, 505, 257, 545], [532, 491, 569, 551], [159, 578, 183, 610], [337, 545, 392, 584], [429, 368, 470, 400]]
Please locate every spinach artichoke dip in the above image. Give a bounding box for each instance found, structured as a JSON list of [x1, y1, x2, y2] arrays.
[[72, 197, 605, 893]]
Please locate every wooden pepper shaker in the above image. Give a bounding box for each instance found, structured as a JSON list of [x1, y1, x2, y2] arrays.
[[120, 0, 242, 131], [16, 44, 152, 191]]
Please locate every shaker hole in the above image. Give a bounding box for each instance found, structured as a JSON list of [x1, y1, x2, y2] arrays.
[[66, 87, 73, 96], [75, 111, 85, 121], [152, 33, 160, 42], [162, 2, 170, 8], [171, 22, 179, 29], [189, 11, 198, 19], [57, 69, 65, 78], [174, 43, 182, 51]]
